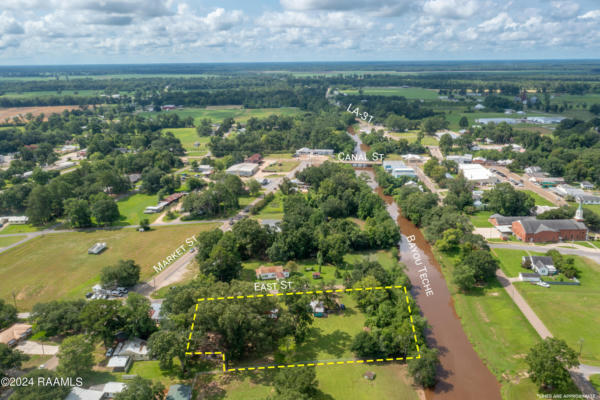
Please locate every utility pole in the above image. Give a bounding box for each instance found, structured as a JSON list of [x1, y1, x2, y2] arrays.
[[578, 338, 584, 356], [11, 291, 16, 309]]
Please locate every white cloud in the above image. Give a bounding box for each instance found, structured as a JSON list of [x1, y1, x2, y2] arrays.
[[423, 0, 479, 19], [551, 1, 580, 19], [578, 9, 600, 20]]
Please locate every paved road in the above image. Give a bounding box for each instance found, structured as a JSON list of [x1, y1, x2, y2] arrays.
[[494, 165, 566, 206], [16, 341, 59, 355], [489, 242, 600, 264]]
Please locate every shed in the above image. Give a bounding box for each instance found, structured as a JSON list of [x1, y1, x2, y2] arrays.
[[363, 371, 376, 380], [88, 242, 107, 255]]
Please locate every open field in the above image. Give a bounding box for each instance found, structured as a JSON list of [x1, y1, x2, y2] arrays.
[[0, 106, 80, 122], [435, 250, 542, 399], [116, 193, 161, 225], [515, 256, 600, 364], [491, 248, 546, 278], [469, 210, 494, 228], [0, 223, 219, 310], [141, 107, 302, 125], [386, 130, 438, 147], [263, 161, 299, 173], [253, 192, 284, 220], [162, 127, 210, 156], [210, 363, 419, 400], [521, 190, 555, 206], [0, 90, 104, 98], [0, 235, 27, 248], [341, 87, 440, 100], [0, 222, 55, 234]]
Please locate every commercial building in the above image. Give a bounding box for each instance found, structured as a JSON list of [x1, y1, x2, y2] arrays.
[[446, 154, 472, 164], [458, 164, 498, 185], [226, 163, 259, 177], [383, 161, 417, 178], [0, 216, 28, 225], [295, 148, 334, 156]]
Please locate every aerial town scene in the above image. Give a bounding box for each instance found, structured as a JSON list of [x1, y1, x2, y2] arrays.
[[0, 0, 600, 399]]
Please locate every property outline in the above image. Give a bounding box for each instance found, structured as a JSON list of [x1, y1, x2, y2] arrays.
[[185, 285, 421, 372]]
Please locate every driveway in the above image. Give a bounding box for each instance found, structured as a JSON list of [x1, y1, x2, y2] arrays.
[[16, 341, 59, 355]]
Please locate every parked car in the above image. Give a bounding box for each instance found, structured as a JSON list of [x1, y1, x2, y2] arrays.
[[105, 348, 114, 357], [536, 281, 550, 288], [85, 292, 93, 299]]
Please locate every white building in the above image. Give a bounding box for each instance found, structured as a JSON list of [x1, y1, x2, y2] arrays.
[[295, 148, 334, 156], [580, 181, 594, 190], [446, 154, 472, 164], [107, 355, 132, 372], [65, 387, 103, 400], [554, 184, 584, 198], [459, 164, 498, 185], [383, 161, 417, 178], [474, 104, 486, 110], [114, 338, 149, 360], [0, 216, 28, 225], [87, 242, 107, 255], [576, 194, 600, 205], [225, 163, 259, 177]]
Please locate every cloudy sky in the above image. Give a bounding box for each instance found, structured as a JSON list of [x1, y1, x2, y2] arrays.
[[1, 0, 600, 64]]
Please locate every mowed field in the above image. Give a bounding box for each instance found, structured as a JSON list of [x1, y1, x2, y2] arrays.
[[515, 256, 600, 364], [0, 223, 218, 310], [162, 128, 210, 156], [0, 106, 80, 122], [141, 107, 302, 125]]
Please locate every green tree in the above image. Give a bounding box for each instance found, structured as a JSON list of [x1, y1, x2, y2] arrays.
[[195, 229, 224, 261], [421, 115, 449, 134], [452, 264, 477, 292], [11, 370, 70, 400], [140, 167, 165, 194], [196, 118, 213, 137], [526, 338, 579, 391], [0, 343, 29, 372], [351, 331, 381, 358], [123, 293, 157, 339], [439, 133, 453, 155], [57, 335, 94, 376], [408, 346, 439, 388], [0, 299, 17, 330], [115, 376, 165, 400], [231, 218, 272, 260], [279, 177, 296, 195], [147, 330, 185, 370], [63, 198, 92, 228], [482, 183, 534, 216], [100, 260, 140, 288], [26, 185, 54, 225], [385, 114, 410, 132], [90, 192, 120, 225], [140, 218, 150, 231], [272, 367, 318, 399], [199, 233, 242, 282], [247, 179, 261, 196], [459, 116, 469, 128], [30, 300, 85, 336], [80, 300, 124, 346]]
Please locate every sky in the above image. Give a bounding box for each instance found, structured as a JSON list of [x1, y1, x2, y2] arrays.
[[0, 0, 600, 64]]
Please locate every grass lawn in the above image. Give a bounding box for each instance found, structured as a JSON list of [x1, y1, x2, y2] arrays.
[[0, 223, 53, 234], [491, 248, 546, 278], [253, 192, 284, 220], [162, 127, 210, 156], [591, 374, 600, 392], [434, 250, 541, 398], [344, 250, 398, 270], [515, 255, 600, 364], [21, 354, 53, 370], [521, 190, 555, 206], [116, 193, 161, 225], [0, 235, 27, 248], [386, 130, 438, 147], [208, 363, 418, 400], [469, 210, 494, 228], [0, 223, 218, 310], [239, 195, 260, 207], [263, 161, 299, 173]]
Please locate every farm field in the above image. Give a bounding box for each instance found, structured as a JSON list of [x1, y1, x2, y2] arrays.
[[141, 107, 302, 125], [0, 105, 80, 122], [341, 87, 440, 99], [162, 127, 210, 156], [515, 256, 600, 364], [0, 223, 219, 310], [435, 250, 542, 399], [115, 193, 161, 226]]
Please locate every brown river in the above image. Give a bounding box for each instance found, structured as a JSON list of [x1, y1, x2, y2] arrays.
[[359, 167, 502, 400]]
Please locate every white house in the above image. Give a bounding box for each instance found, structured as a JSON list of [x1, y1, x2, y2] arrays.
[[114, 338, 149, 361], [255, 266, 290, 280], [575, 194, 600, 205], [522, 256, 557, 276], [580, 181, 594, 190]]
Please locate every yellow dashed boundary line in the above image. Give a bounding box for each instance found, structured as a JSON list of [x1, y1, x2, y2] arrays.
[[185, 285, 420, 372]]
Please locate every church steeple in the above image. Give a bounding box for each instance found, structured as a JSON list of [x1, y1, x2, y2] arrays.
[[574, 198, 584, 222]]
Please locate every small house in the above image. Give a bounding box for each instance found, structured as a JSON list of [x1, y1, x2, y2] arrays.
[[580, 181, 594, 190], [522, 256, 557, 276], [244, 153, 263, 164], [114, 338, 149, 360], [255, 266, 290, 280], [101, 382, 126, 398], [310, 300, 325, 317], [65, 387, 103, 400]]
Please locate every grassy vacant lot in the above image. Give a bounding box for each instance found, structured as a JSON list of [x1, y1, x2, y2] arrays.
[[521, 190, 555, 206], [263, 161, 299, 173], [491, 248, 546, 278], [162, 127, 210, 156], [142, 107, 302, 125], [116, 193, 161, 225], [386, 130, 439, 146], [435, 250, 541, 399], [341, 87, 439, 100], [469, 210, 494, 228], [253, 192, 285, 220], [209, 363, 418, 400], [0, 223, 218, 310], [0, 235, 27, 248], [515, 256, 600, 364]]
